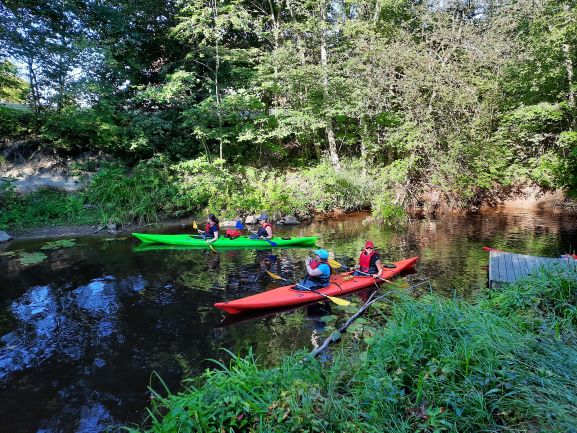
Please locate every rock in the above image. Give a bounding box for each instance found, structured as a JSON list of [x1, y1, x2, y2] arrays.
[[83, 203, 97, 209], [280, 214, 299, 225], [244, 215, 257, 224], [107, 222, 119, 231], [220, 220, 237, 228], [0, 231, 13, 242]]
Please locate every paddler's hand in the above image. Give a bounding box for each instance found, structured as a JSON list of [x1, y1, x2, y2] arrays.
[[305, 257, 312, 265]]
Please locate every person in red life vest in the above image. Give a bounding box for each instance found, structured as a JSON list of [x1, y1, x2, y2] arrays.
[[251, 213, 273, 239], [295, 249, 332, 291], [354, 240, 384, 278], [197, 214, 220, 243]]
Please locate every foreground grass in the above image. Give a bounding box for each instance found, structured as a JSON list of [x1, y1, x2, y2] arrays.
[[130, 271, 577, 433]]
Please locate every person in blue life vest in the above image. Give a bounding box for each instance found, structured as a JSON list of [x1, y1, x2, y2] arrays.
[[295, 249, 332, 291], [250, 213, 273, 239], [197, 214, 220, 243], [354, 240, 384, 278]]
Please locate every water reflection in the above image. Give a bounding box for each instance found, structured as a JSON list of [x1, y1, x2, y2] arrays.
[[0, 209, 576, 432]]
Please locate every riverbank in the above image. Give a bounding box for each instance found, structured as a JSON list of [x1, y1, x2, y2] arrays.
[[131, 270, 577, 433], [2, 154, 576, 242]]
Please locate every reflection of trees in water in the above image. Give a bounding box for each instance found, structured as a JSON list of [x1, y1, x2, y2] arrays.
[[0, 276, 148, 379]]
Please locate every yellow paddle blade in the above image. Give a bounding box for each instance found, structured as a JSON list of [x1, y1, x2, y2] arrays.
[[326, 295, 350, 306], [328, 257, 343, 269], [266, 270, 284, 280], [192, 220, 198, 230]]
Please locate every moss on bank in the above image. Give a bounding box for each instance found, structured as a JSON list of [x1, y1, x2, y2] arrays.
[[129, 270, 577, 433]]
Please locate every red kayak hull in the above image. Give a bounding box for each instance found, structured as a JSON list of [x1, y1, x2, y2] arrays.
[[214, 256, 419, 314]]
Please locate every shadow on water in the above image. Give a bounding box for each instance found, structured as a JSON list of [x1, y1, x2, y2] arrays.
[[1, 209, 577, 432]]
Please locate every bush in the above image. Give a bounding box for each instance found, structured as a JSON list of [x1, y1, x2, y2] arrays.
[[0, 180, 96, 230], [40, 106, 124, 154], [85, 161, 177, 224], [0, 105, 34, 137]]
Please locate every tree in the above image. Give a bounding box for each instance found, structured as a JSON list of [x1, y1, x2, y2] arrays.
[[0, 60, 28, 102]]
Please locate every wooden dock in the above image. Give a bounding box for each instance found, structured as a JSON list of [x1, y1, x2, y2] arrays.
[[489, 251, 576, 288]]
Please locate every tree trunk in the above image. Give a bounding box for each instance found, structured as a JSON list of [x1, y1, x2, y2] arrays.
[[212, 0, 223, 160], [27, 56, 40, 113], [320, 1, 340, 170], [359, 116, 368, 171], [562, 42, 575, 107]]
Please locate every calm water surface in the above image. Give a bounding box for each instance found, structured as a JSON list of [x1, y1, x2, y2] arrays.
[[1, 210, 576, 432]]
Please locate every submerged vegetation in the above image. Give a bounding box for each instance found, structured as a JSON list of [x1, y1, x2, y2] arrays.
[[131, 270, 577, 432]]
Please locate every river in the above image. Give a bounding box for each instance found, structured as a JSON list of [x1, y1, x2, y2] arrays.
[[1, 209, 576, 432]]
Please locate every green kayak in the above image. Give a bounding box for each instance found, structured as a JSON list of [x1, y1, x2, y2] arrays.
[[132, 233, 318, 248]]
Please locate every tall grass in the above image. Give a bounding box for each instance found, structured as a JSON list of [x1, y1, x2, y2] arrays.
[[0, 180, 98, 230], [483, 266, 577, 337], [131, 290, 577, 433]]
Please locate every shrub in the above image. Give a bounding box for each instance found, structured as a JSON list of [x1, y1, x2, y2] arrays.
[[85, 161, 177, 224], [0, 180, 96, 229], [0, 105, 34, 137]]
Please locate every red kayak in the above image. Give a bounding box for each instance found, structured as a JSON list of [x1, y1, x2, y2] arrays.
[[214, 256, 419, 315]]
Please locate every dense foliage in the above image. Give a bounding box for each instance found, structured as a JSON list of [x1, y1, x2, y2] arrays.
[[130, 271, 577, 432], [1, 0, 576, 219]]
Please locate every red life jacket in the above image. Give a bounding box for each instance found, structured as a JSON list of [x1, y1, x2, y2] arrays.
[[205, 223, 210, 233], [359, 251, 376, 273], [257, 222, 273, 237], [307, 259, 331, 285]]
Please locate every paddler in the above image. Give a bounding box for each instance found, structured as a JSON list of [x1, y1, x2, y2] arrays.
[[354, 240, 384, 278], [197, 214, 220, 243], [249, 213, 273, 240], [295, 249, 332, 291]]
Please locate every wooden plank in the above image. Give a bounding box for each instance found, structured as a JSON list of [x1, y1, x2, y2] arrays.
[[488, 251, 495, 287], [504, 253, 515, 282], [526, 255, 538, 275], [487, 251, 576, 287], [519, 254, 532, 276], [493, 252, 505, 284], [510, 254, 527, 281]]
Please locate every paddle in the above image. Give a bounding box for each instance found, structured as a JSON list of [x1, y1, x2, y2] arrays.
[[327, 257, 392, 283], [235, 220, 278, 247], [266, 270, 351, 306], [193, 220, 217, 252]]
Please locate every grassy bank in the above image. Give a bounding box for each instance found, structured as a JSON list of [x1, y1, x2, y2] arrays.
[[0, 157, 407, 231], [129, 270, 577, 433]]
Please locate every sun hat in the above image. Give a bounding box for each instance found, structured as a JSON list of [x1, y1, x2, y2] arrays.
[[313, 249, 329, 259], [364, 240, 375, 249], [257, 212, 269, 221]]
